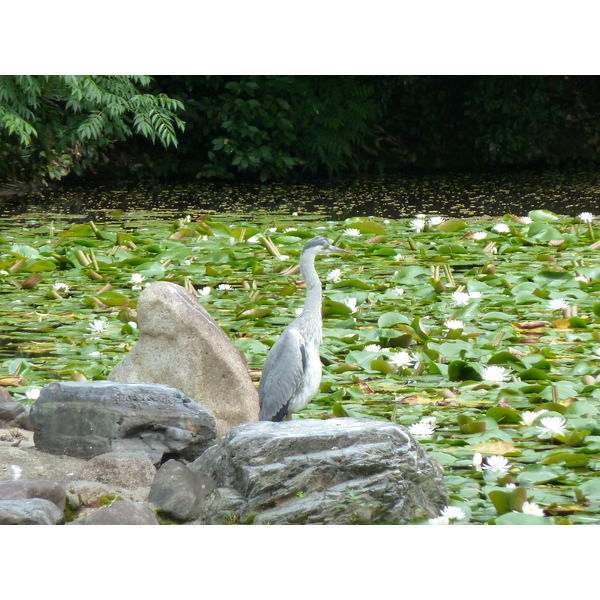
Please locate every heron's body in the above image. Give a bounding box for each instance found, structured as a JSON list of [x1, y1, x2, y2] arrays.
[[258, 236, 348, 422]]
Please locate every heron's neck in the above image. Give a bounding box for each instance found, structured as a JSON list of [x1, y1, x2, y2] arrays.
[[300, 252, 323, 325]]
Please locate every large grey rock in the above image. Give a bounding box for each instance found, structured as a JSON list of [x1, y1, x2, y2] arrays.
[[0, 498, 64, 524], [69, 500, 159, 525], [0, 478, 66, 511], [30, 381, 216, 463], [108, 281, 259, 437], [189, 418, 449, 524], [148, 459, 215, 522]]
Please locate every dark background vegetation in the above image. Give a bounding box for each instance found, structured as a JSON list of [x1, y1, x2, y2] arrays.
[[1, 75, 600, 186]]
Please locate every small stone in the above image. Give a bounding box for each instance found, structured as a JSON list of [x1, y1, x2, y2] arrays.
[[0, 478, 66, 511], [81, 451, 156, 489], [148, 459, 215, 522]]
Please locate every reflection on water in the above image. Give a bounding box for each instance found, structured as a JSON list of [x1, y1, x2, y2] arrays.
[[1, 169, 599, 222]]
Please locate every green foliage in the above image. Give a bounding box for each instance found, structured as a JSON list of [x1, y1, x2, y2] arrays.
[[0, 75, 184, 182]]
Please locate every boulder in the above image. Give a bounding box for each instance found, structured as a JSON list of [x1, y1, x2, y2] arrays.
[[148, 459, 215, 522], [0, 478, 66, 511], [0, 498, 64, 525], [30, 381, 216, 463], [69, 500, 159, 525], [188, 418, 449, 524], [108, 281, 259, 437]]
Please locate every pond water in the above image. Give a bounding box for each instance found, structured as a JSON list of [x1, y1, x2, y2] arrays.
[[2, 168, 600, 223]]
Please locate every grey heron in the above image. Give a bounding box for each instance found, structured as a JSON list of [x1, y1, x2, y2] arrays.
[[258, 236, 350, 421]]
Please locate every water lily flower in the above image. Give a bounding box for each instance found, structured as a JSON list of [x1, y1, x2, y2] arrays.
[[579, 212, 595, 222], [53, 282, 69, 293], [473, 231, 487, 240], [364, 344, 382, 352], [521, 409, 548, 426], [445, 319, 464, 330], [576, 274, 590, 283], [88, 319, 106, 334], [409, 420, 435, 438], [482, 365, 508, 382], [493, 223, 511, 233], [451, 291, 470, 306], [505, 482, 517, 489], [410, 218, 426, 232], [278, 255, 289, 261], [440, 505, 467, 521], [548, 298, 569, 310], [428, 515, 450, 525], [521, 501, 545, 516], [127, 321, 137, 329], [216, 283, 233, 291], [429, 216, 445, 226], [389, 351, 415, 368], [283, 227, 297, 233], [394, 287, 404, 295], [394, 253, 404, 261], [267, 227, 278, 233], [25, 388, 41, 400], [344, 228, 361, 237], [473, 452, 483, 472], [519, 216, 533, 224], [247, 235, 261, 243], [198, 286, 211, 296], [344, 298, 358, 313], [130, 273, 145, 289], [327, 268, 342, 283], [468, 291, 483, 299], [537, 416, 567, 438], [482, 455, 510, 474]]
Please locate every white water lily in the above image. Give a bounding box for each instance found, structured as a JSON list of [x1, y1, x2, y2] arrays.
[[394, 253, 404, 261], [198, 286, 211, 296], [409, 420, 435, 438], [482, 365, 508, 382], [327, 268, 342, 283], [451, 291, 470, 306], [53, 282, 69, 293], [25, 388, 41, 400], [410, 218, 426, 232], [277, 255, 289, 261], [88, 319, 106, 334], [521, 409, 548, 426], [493, 223, 510, 233], [344, 297, 358, 313], [394, 287, 404, 295], [364, 344, 381, 352], [247, 234, 260, 244], [440, 505, 467, 521], [579, 212, 595, 222], [576, 274, 590, 283], [482, 455, 510, 474], [473, 231, 487, 240], [389, 351, 414, 368], [127, 321, 137, 329], [519, 216, 533, 224], [521, 501, 545, 516], [130, 273, 145, 285], [344, 228, 361, 237], [537, 416, 567, 438], [283, 227, 297, 233], [428, 515, 450, 525], [429, 216, 445, 226], [548, 298, 569, 310], [216, 283, 233, 291], [473, 452, 483, 472], [445, 319, 464, 330], [468, 291, 483, 299]]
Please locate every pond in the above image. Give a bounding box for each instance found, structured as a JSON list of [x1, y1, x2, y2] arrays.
[[2, 169, 600, 524]]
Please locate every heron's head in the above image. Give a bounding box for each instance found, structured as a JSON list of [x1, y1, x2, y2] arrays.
[[302, 236, 350, 257]]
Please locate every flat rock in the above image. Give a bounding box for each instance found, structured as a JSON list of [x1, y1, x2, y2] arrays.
[[0, 498, 64, 525], [108, 281, 259, 437], [81, 451, 156, 489], [69, 499, 159, 525], [30, 381, 216, 463], [189, 418, 449, 525]]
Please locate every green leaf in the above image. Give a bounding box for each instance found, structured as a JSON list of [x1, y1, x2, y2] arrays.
[[516, 464, 563, 486], [436, 218, 467, 232], [528, 209, 560, 222], [494, 512, 551, 525]]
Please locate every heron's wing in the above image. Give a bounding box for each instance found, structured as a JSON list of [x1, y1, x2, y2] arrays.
[[258, 326, 307, 421]]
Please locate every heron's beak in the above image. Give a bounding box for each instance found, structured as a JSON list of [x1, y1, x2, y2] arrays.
[[327, 244, 351, 255]]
